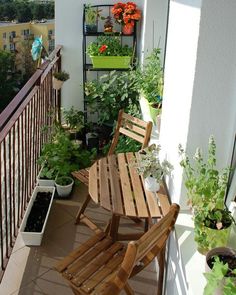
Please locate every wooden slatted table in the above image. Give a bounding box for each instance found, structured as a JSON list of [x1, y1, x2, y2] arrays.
[[89, 152, 170, 241]]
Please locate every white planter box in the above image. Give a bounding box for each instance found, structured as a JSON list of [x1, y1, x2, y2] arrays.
[[37, 167, 55, 187], [20, 186, 55, 246]]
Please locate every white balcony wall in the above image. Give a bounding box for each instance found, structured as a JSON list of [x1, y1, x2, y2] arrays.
[[161, 0, 236, 293]]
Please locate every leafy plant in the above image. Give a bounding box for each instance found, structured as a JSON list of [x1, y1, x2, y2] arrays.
[[85, 70, 140, 125], [204, 256, 236, 295], [134, 144, 173, 181], [62, 107, 84, 132], [85, 4, 101, 25], [38, 127, 96, 179], [179, 136, 235, 251], [87, 36, 133, 56], [55, 176, 73, 186], [135, 48, 163, 107], [53, 70, 70, 81]]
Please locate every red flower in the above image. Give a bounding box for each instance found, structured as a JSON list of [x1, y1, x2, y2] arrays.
[[99, 45, 108, 53], [111, 1, 141, 25]]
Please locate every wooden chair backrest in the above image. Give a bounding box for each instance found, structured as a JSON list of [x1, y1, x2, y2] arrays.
[[106, 204, 180, 294], [108, 109, 153, 155]]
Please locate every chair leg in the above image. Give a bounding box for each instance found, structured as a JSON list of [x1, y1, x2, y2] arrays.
[[75, 194, 91, 225], [157, 246, 166, 295], [124, 282, 134, 295]]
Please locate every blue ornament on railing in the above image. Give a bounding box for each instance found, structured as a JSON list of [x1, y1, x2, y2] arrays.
[[31, 36, 43, 62]]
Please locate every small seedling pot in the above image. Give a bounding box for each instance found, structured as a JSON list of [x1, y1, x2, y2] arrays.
[[55, 176, 74, 198]]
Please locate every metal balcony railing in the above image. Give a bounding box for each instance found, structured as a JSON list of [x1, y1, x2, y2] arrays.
[[0, 45, 62, 281]]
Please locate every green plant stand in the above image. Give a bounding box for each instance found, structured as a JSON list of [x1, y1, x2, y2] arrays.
[[90, 56, 131, 69]]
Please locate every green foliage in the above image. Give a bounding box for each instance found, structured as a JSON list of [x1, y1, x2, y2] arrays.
[[53, 71, 70, 81], [84, 4, 100, 25], [135, 144, 173, 181], [0, 50, 20, 110], [0, 0, 54, 22], [135, 48, 163, 105], [179, 136, 234, 251], [85, 70, 140, 125], [55, 176, 73, 186], [62, 107, 84, 132], [87, 36, 133, 57], [38, 128, 96, 179], [204, 256, 236, 295]]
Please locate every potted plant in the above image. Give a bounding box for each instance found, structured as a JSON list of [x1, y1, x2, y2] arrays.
[[111, 2, 141, 35], [87, 35, 133, 69], [37, 162, 57, 186], [84, 4, 101, 33], [204, 247, 236, 295], [62, 107, 84, 141], [135, 48, 164, 124], [85, 70, 139, 128], [20, 186, 55, 246], [55, 176, 74, 198], [134, 144, 173, 192], [104, 16, 113, 33], [53, 70, 70, 90], [37, 127, 96, 192], [179, 136, 236, 253]]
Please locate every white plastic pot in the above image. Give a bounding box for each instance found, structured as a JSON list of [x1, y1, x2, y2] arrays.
[[55, 176, 74, 198], [37, 167, 55, 187], [144, 176, 160, 192], [20, 186, 55, 246]]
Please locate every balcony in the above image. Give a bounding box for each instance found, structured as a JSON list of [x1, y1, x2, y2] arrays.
[[0, 46, 159, 294]]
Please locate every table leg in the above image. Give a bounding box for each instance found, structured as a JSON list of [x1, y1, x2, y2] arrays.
[[109, 214, 120, 241]]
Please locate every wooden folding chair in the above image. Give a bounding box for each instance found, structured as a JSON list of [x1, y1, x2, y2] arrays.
[[72, 110, 153, 226], [55, 203, 179, 295]]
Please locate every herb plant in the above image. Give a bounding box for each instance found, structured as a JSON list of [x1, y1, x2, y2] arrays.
[[135, 48, 163, 107], [135, 144, 173, 181], [179, 136, 235, 251], [85, 4, 101, 25], [53, 70, 70, 81], [62, 107, 84, 132], [204, 256, 236, 295], [87, 36, 133, 56]]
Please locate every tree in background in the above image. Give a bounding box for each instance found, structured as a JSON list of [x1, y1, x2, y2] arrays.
[[0, 50, 20, 111], [15, 1, 33, 23]]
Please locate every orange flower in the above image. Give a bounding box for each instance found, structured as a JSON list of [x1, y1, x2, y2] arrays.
[[111, 2, 141, 25]]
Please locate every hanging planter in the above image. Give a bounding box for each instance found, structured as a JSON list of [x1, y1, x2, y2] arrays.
[[90, 56, 131, 69], [20, 186, 55, 246], [52, 71, 70, 90]]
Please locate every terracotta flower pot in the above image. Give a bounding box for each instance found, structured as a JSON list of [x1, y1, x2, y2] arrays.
[[122, 25, 134, 35]]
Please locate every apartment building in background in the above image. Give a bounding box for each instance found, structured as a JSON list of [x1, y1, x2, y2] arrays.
[[0, 19, 55, 54]]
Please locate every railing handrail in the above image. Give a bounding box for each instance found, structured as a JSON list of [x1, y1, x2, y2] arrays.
[[0, 45, 62, 131]]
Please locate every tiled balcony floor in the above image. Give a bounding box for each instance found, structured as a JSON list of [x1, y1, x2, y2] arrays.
[[0, 184, 159, 295]]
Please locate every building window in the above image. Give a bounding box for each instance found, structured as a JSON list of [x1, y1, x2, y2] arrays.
[[10, 31, 16, 38], [10, 43, 15, 51], [48, 29, 54, 35], [21, 29, 30, 36], [3, 32, 6, 39], [3, 45, 7, 50]]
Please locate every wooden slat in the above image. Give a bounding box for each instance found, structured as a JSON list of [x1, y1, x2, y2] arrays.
[[117, 153, 136, 217], [122, 121, 146, 136], [157, 193, 170, 216], [55, 232, 105, 273], [99, 158, 111, 211], [119, 127, 144, 144], [65, 238, 113, 277], [89, 162, 98, 203], [72, 169, 89, 186], [145, 189, 162, 218], [72, 242, 124, 286], [108, 155, 123, 215], [122, 112, 147, 128], [81, 249, 126, 292], [126, 153, 149, 218]]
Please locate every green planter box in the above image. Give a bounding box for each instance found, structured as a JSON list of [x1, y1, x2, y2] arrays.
[[90, 56, 131, 69]]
